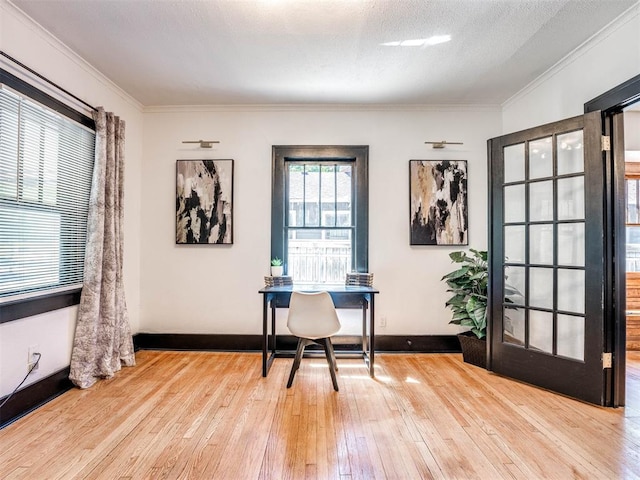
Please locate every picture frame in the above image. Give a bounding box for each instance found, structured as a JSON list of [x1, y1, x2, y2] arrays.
[[176, 159, 234, 244], [409, 160, 468, 245]]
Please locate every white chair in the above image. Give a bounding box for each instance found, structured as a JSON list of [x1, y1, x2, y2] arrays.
[[286, 291, 341, 391]]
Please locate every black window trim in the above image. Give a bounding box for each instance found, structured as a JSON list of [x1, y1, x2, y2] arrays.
[[271, 145, 369, 277], [0, 67, 94, 323]]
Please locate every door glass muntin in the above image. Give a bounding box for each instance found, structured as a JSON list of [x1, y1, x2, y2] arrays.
[[501, 129, 586, 357]]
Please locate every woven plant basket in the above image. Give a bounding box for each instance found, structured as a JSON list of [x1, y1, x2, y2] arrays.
[[457, 331, 487, 369]]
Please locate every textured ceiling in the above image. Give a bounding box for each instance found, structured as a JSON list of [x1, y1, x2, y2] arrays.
[[10, 0, 638, 106]]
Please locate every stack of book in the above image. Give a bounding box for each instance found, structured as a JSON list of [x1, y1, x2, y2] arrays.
[[345, 272, 374, 287], [264, 275, 293, 287]]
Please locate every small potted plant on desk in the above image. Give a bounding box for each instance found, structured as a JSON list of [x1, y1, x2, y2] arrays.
[[270, 257, 283, 277], [441, 249, 488, 368]]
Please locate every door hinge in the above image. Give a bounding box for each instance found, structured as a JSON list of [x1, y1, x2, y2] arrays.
[[601, 135, 611, 151], [602, 352, 612, 369]]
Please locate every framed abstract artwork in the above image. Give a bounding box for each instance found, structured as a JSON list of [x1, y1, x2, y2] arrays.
[[176, 159, 234, 244], [409, 160, 468, 245]]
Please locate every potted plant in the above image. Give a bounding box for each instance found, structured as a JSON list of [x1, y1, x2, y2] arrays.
[[441, 249, 488, 368], [270, 257, 284, 277]]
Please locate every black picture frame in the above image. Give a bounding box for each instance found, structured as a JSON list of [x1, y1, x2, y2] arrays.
[[176, 159, 234, 244], [409, 159, 468, 245]]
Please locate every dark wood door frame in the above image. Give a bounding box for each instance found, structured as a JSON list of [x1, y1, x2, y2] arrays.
[[585, 74, 640, 113], [585, 73, 640, 407]]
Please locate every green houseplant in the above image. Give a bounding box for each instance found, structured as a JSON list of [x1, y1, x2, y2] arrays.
[[441, 249, 488, 339], [270, 257, 283, 277], [441, 249, 488, 368]]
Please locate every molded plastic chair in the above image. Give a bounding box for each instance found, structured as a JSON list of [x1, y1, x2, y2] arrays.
[[286, 291, 341, 391]]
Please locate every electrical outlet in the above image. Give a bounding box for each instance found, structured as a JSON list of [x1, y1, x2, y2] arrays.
[[28, 344, 40, 373], [380, 316, 387, 327]]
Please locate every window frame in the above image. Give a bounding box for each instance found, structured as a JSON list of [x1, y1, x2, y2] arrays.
[[271, 145, 369, 281], [0, 68, 94, 324]]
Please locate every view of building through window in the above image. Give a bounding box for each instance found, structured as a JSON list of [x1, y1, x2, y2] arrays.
[[627, 177, 640, 272], [286, 163, 353, 284]]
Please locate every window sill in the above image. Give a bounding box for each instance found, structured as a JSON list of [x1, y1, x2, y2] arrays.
[[0, 288, 81, 324]]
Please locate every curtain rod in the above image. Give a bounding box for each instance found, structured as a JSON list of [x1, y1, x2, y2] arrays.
[[0, 50, 97, 112]]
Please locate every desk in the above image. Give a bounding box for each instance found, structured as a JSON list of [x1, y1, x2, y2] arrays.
[[259, 285, 379, 378]]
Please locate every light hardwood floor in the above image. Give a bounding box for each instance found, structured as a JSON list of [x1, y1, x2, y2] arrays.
[[1, 351, 640, 479]]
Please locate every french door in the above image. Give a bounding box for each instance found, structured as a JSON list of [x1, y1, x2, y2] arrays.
[[488, 111, 610, 405]]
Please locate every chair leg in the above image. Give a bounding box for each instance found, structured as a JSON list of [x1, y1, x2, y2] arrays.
[[287, 337, 310, 388], [321, 337, 339, 392], [331, 344, 338, 371]]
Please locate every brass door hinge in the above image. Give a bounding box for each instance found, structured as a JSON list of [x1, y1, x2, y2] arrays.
[[602, 352, 612, 369]]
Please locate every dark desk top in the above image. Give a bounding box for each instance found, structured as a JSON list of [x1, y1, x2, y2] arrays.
[[259, 284, 379, 294]]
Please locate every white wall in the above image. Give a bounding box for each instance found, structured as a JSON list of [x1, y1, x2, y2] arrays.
[[141, 106, 500, 336], [502, 3, 640, 133], [0, 2, 144, 397], [138, 3, 640, 340]]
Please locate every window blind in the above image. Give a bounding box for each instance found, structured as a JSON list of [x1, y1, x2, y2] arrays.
[[0, 86, 95, 301]]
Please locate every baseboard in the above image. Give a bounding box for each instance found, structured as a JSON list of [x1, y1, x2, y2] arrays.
[[376, 335, 461, 352], [0, 367, 73, 429], [133, 333, 461, 353]]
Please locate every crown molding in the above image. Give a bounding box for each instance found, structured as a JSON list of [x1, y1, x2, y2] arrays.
[[503, 2, 640, 110], [2, 1, 143, 113], [143, 103, 501, 114]]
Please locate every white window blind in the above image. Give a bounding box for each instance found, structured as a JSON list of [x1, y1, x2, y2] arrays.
[[0, 86, 95, 301]]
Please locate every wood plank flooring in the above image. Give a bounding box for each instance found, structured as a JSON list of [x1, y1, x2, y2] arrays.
[[1, 351, 640, 479]]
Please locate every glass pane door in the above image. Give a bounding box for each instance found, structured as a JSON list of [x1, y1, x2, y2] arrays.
[[489, 112, 606, 405]]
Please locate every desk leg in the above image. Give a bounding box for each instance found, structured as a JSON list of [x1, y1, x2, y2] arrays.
[[369, 294, 375, 378], [262, 296, 269, 377], [271, 304, 277, 354], [362, 300, 368, 354]]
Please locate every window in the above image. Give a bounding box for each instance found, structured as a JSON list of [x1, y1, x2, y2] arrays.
[[0, 76, 95, 317], [626, 177, 640, 272], [272, 146, 368, 284]]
